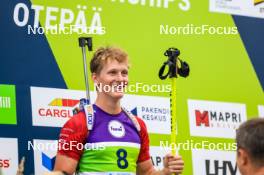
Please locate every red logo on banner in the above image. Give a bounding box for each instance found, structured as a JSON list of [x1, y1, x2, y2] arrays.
[[38, 98, 80, 118], [0, 159, 10, 168], [195, 110, 210, 127], [48, 98, 79, 107]]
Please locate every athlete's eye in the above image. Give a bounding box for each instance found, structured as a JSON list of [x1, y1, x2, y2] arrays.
[[121, 70, 128, 76], [108, 70, 118, 75]]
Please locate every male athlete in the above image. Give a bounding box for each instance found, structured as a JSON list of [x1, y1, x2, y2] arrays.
[[54, 47, 184, 175]]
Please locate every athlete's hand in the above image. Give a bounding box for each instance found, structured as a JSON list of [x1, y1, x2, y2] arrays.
[[162, 153, 184, 175]]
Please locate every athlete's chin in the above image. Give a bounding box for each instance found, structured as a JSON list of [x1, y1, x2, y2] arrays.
[[110, 92, 124, 99]]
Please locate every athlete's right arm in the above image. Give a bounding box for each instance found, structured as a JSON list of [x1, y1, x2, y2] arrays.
[[54, 112, 88, 174]]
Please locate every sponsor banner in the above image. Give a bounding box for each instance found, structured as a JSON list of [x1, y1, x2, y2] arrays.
[[258, 105, 264, 118], [209, 0, 264, 19], [32, 139, 58, 174], [0, 138, 18, 175], [188, 99, 247, 138], [150, 146, 170, 170], [31, 86, 96, 127], [121, 94, 171, 134], [192, 149, 240, 175], [31, 86, 171, 132], [0, 84, 17, 124]]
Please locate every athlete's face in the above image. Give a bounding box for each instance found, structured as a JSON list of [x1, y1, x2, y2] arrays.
[[92, 59, 128, 100]]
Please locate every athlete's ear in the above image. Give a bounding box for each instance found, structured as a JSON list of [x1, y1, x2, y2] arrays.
[[92, 73, 100, 92], [92, 73, 98, 84]]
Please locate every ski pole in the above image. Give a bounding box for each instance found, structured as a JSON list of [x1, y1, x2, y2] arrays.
[[158, 48, 190, 155], [78, 37, 94, 130]]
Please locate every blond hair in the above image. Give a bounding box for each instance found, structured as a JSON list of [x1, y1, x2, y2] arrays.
[[90, 46, 129, 74]]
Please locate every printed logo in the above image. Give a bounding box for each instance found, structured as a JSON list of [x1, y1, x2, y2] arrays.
[[49, 98, 80, 107], [195, 109, 242, 128], [0, 159, 10, 168], [0, 97, 11, 109], [188, 99, 247, 138], [205, 159, 238, 175], [0, 138, 18, 174], [108, 120, 125, 138], [195, 110, 209, 127], [121, 94, 171, 134], [149, 146, 170, 170], [31, 87, 96, 127], [38, 98, 80, 118], [42, 152, 55, 171], [0, 84, 17, 124], [210, 0, 264, 18], [192, 149, 241, 175], [33, 139, 57, 174], [131, 106, 169, 122], [84, 104, 94, 128]]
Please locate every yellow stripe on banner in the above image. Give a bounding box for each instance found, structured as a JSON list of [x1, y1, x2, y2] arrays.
[[171, 78, 177, 155], [254, 0, 264, 5], [49, 98, 62, 106]]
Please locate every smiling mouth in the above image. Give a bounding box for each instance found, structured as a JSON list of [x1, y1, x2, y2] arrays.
[[110, 82, 127, 92], [113, 84, 126, 91]]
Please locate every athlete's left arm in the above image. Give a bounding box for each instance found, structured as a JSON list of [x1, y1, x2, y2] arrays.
[[136, 154, 184, 175]]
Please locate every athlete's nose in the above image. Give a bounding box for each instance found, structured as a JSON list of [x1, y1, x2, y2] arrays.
[[116, 72, 124, 82]]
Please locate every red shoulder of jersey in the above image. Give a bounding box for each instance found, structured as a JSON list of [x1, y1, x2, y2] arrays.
[[57, 111, 88, 161], [135, 117, 151, 163]]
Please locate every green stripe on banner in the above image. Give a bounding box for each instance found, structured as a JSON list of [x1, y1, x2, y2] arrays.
[[0, 84, 17, 124]]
